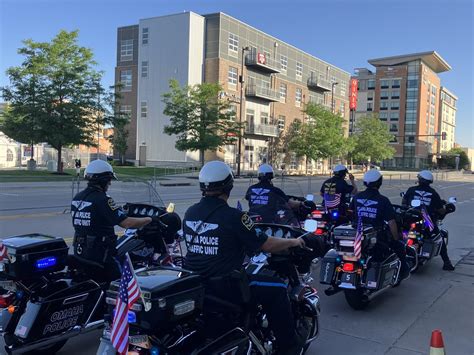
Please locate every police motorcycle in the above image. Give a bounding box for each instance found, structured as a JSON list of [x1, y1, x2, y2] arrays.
[[394, 195, 457, 272], [97, 220, 321, 355], [319, 219, 406, 310], [0, 200, 180, 355]]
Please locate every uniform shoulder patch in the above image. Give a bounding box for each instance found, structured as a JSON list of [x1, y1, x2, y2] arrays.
[[241, 213, 254, 230], [108, 198, 119, 210]]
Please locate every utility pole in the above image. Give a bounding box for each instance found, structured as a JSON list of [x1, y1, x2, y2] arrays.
[[237, 46, 250, 177]]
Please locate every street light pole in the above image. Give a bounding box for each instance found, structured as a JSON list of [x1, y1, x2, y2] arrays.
[[237, 46, 250, 177]]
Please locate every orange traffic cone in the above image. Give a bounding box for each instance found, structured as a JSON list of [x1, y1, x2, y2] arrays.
[[430, 329, 446, 355]]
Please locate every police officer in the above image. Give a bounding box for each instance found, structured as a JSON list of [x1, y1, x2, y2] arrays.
[[320, 164, 357, 215], [402, 170, 455, 270], [183, 161, 306, 355], [350, 170, 410, 281], [245, 163, 303, 224], [71, 160, 152, 281]]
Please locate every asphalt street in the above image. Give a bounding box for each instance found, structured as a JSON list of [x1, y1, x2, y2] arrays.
[[0, 174, 473, 354]]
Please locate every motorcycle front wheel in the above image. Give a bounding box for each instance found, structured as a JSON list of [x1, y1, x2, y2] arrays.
[[344, 289, 369, 310]]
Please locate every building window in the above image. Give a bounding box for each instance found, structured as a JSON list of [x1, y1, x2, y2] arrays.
[[141, 61, 148, 78], [380, 101, 389, 110], [6, 149, 13, 162], [367, 92, 373, 101], [228, 66, 238, 86], [392, 79, 401, 88], [379, 112, 388, 121], [120, 105, 131, 116], [340, 102, 345, 116], [358, 80, 367, 91], [120, 70, 132, 91], [407, 89, 418, 99], [296, 62, 303, 80], [260, 112, 269, 125], [390, 123, 398, 132], [390, 101, 399, 110], [408, 136, 415, 143], [228, 33, 239, 53], [431, 96, 436, 105], [140, 101, 147, 118], [120, 39, 133, 61], [431, 86, 437, 95], [295, 88, 302, 107], [390, 112, 399, 121], [367, 102, 373, 111], [405, 124, 416, 133], [380, 79, 390, 88], [340, 82, 346, 97], [406, 101, 417, 110], [391, 90, 400, 99], [380, 90, 389, 99], [407, 78, 419, 88], [142, 28, 149, 45], [280, 55, 288, 72], [278, 115, 286, 131], [279, 83, 287, 102], [367, 79, 375, 89]]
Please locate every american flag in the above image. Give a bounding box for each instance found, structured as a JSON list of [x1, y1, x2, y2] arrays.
[[421, 205, 435, 232], [324, 193, 341, 209], [0, 243, 7, 262], [353, 216, 363, 259], [236, 200, 243, 211], [111, 254, 141, 355]]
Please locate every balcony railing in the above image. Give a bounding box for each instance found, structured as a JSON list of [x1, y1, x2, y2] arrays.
[[246, 84, 279, 102], [245, 53, 280, 73], [245, 123, 279, 137], [307, 76, 331, 92]]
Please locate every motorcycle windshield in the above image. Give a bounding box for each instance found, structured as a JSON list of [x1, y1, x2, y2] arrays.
[[108, 177, 166, 209]]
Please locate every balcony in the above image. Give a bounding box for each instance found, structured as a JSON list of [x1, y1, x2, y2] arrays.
[[307, 76, 331, 92], [245, 52, 280, 73], [246, 84, 279, 102], [245, 123, 279, 137]]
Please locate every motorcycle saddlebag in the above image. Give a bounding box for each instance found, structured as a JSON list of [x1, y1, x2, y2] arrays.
[[0, 234, 68, 280], [319, 249, 338, 284], [192, 327, 250, 355], [365, 255, 399, 290], [420, 235, 442, 259], [13, 279, 102, 342], [107, 267, 204, 331]]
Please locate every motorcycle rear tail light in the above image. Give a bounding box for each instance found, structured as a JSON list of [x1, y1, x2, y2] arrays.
[[407, 239, 414, 246], [0, 292, 15, 308], [312, 211, 322, 218], [314, 228, 324, 236], [342, 263, 355, 272], [410, 223, 416, 229]]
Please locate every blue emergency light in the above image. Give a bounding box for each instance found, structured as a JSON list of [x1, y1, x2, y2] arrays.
[[35, 257, 57, 269]]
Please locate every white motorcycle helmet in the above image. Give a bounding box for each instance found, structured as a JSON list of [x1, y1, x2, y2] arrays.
[[84, 159, 117, 182], [257, 164, 274, 180], [417, 170, 434, 184], [363, 169, 383, 188], [333, 164, 348, 177], [199, 161, 234, 194]]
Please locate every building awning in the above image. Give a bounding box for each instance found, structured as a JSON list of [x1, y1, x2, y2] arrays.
[[368, 51, 451, 73]]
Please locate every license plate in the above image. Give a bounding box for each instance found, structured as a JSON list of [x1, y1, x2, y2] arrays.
[[339, 272, 357, 289], [0, 280, 16, 292], [129, 334, 151, 349]]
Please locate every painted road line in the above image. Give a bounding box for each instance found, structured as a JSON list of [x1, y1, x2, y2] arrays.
[[0, 211, 65, 220]]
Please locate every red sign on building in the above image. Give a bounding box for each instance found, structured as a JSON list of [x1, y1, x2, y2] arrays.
[[257, 52, 266, 65], [349, 78, 358, 110]]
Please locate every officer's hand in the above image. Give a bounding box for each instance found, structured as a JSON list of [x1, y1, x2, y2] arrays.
[[292, 237, 306, 249], [348, 173, 355, 181]]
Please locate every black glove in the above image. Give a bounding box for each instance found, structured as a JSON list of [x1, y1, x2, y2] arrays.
[[445, 203, 456, 214], [300, 200, 316, 215]]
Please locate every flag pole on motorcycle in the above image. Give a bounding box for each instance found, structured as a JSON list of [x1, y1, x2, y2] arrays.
[[111, 253, 149, 355]]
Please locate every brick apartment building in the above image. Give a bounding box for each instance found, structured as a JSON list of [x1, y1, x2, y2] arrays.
[[351, 52, 457, 169], [115, 12, 350, 171]]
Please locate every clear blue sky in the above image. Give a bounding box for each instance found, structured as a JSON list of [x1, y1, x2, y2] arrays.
[[1, 0, 472, 146]]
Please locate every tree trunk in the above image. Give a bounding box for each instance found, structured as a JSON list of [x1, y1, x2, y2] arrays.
[[30, 142, 34, 160], [120, 154, 125, 165], [305, 156, 309, 175], [200, 149, 205, 167], [57, 145, 63, 173]]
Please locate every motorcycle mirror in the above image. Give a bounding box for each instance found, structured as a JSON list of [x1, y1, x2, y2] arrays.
[[305, 194, 314, 202], [303, 219, 318, 233], [448, 197, 457, 204], [166, 203, 175, 213], [400, 192, 405, 197], [411, 200, 421, 207]]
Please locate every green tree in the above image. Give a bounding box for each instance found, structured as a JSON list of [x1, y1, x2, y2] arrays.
[[444, 147, 470, 170], [351, 114, 395, 164], [1, 39, 48, 162], [106, 85, 130, 165], [285, 104, 348, 173], [162, 79, 241, 166], [1, 30, 103, 173]]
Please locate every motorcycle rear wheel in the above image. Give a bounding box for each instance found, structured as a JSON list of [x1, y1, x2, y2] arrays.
[[344, 289, 369, 310]]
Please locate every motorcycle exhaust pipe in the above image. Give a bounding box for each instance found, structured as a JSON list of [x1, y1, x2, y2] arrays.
[[362, 285, 392, 302], [324, 286, 341, 296]]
